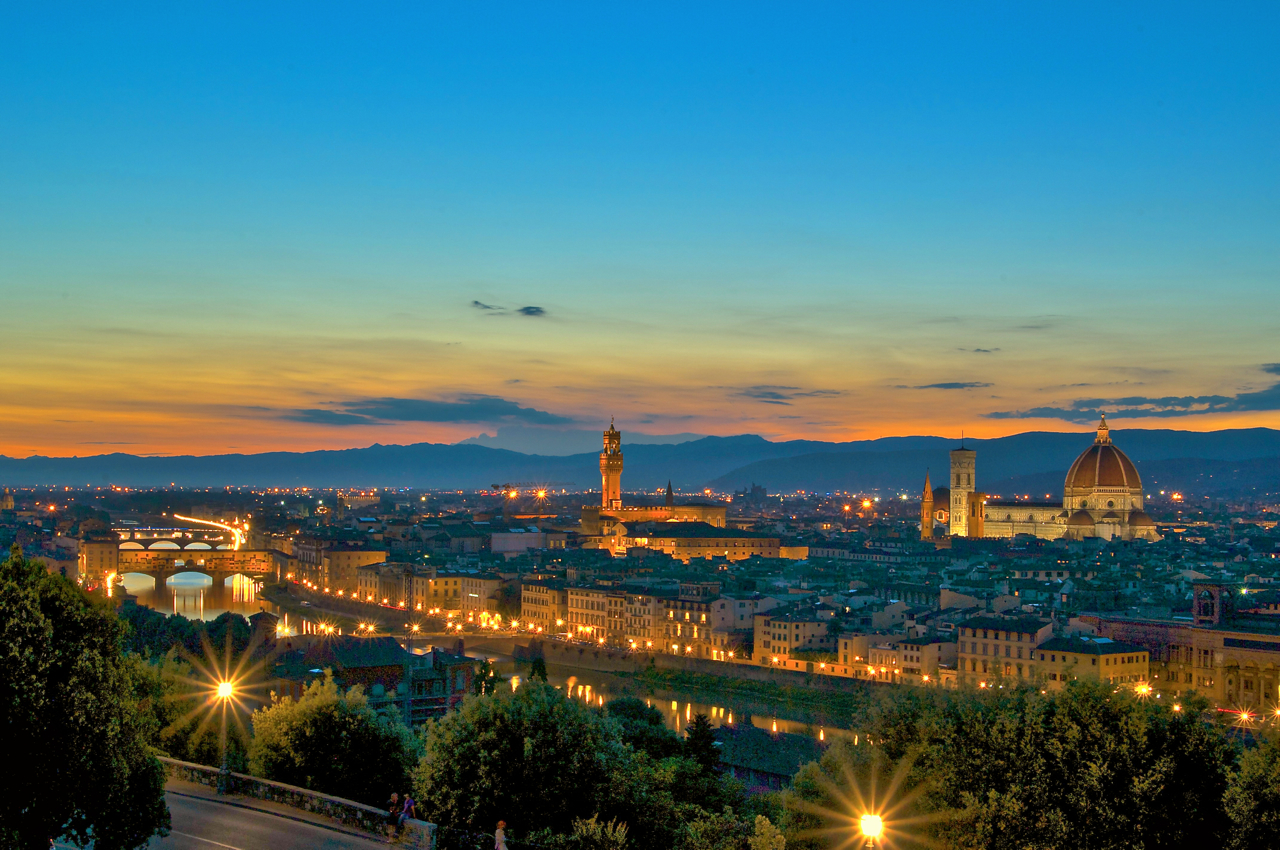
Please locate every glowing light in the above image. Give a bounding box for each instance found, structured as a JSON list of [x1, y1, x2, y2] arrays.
[[861, 499, 873, 509], [216, 681, 234, 699], [172, 514, 246, 549], [860, 814, 883, 839]]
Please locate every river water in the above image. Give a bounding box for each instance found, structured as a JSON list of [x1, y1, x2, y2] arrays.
[[119, 572, 279, 621], [119, 581, 862, 748]]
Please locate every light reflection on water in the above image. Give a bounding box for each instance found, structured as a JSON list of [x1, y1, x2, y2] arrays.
[[119, 572, 278, 622], [551, 673, 856, 743]]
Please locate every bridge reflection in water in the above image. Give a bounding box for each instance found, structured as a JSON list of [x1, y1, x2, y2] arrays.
[[120, 572, 278, 622]]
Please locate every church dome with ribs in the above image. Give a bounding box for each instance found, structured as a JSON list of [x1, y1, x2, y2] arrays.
[[1064, 415, 1141, 491]]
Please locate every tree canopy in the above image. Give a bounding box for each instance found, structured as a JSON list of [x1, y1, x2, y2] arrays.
[[415, 682, 622, 835], [782, 681, 1237, 850], [248, 672, 420, 805], [606, 696, 682, 759], [0, 545, 170, 849]]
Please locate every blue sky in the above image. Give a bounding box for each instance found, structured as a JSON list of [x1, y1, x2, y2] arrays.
[[1, 3, 1277, 455]]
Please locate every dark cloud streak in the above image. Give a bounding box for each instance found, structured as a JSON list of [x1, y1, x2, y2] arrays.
[[898, 382, 993, 390], [987, 369, 1280, 422], [283, 395, 574, 427]]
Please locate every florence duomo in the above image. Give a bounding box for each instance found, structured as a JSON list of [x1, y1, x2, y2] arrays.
[[921, 415, 1161, 543]]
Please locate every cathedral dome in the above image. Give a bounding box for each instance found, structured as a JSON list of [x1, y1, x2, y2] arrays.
[[1128, 510, 1156, 527], [1068, 510, 1096, 527], [1064, 416, 1141, 491]]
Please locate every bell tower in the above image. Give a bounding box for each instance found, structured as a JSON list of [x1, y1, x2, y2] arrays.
[[919, 472, 934, 540], [949, 445, 976, 537], [600, 419, 623, 510]]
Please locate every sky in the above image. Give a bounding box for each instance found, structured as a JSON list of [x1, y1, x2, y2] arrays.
[[2, 2, 1278, 457]]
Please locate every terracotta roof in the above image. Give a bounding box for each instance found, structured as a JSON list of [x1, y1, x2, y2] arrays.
[[1065, 424, 1142, 490]]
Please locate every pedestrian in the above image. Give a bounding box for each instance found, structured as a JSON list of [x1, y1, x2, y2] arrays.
[[385, 792, 400, 841], [494, 820, 508, 850]]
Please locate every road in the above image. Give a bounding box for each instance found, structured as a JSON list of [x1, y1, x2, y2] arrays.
[[58, 792, 388, 850]]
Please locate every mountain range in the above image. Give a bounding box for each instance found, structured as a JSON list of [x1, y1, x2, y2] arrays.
[[3, 428, 1280, 496]]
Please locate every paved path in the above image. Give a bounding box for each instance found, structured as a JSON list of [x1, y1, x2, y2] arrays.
[[59, 789, 389, 850]]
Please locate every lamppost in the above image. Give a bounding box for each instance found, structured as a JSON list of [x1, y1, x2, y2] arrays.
[[215, 680, 234, 794], [860, 814, 883, 848]]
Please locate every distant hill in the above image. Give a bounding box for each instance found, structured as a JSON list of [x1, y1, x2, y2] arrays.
[[2, 428, 1280, 494], [707, 429, 1280, 495]]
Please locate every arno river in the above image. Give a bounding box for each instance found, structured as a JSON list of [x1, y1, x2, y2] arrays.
[[120, 573, 858, 747], [120, 572, 280, 621]]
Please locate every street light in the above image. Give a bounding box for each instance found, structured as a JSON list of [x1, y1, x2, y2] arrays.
[[861, 814, 883, 847], [216, 681, 234, 700]]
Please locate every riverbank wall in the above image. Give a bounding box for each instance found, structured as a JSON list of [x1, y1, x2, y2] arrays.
[[465, 635, 880, 695]]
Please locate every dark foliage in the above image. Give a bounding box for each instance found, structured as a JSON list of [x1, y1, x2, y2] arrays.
[[0, 545, 170, 849]]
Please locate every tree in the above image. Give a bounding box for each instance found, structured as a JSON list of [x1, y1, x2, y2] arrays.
[[747, 815, 786, 850], [414, 682, 623, 835], [685, 713, 720, 774], [1225, 733, 1280, 849], [926, 685, 1233, 849], [473, 658, 505, 695], [0, 546, 170, 849], [782, 682, 1235, 850], [607, 697, 682, 758], [248, 672, 420, 805], [125, 653, 248, 769], [529, 656, 549, 682]]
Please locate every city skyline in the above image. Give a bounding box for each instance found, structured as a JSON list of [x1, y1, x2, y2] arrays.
[[3, 4, 1279, 457]]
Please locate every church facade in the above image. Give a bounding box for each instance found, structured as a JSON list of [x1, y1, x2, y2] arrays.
[[921, 417, 1160, 543]]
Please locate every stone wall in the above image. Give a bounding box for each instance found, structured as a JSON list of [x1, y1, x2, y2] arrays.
[[158, 757, 436, 846], [496, 636, 879, 694]]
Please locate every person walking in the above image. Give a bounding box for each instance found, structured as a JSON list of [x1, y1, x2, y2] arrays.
[[494, 820, 508, 850]]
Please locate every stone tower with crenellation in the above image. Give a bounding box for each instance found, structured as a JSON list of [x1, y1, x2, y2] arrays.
[[600, 420, 623, 510]]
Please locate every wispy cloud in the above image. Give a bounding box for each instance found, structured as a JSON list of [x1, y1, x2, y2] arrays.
[[471, 300, 548, 317], [986, 369, 1280, 422], [283, 395, 574, 426], [730, 385, 842, 406], [898, 382, 993, 390]]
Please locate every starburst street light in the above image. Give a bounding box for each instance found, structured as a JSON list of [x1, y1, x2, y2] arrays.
[[163, 630, 268, 795], [860, 815, 883, 847], [790, 746, 941, 849]]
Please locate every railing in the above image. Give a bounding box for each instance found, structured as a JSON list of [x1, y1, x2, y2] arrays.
[[158, 757, 436, 848]]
